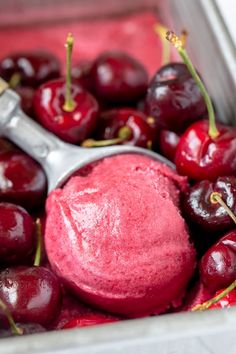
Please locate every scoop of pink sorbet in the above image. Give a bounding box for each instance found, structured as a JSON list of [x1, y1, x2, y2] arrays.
[[45, 154, 195, 316]]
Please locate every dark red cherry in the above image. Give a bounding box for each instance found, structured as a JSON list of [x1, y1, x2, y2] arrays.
[[33, 79, 99, 144], [90, 51, 148, 104], [0, 267, 62, 326], [145, 63, 207, 132], [159, 130, 180, 162], [210, 288, 236, 309], [0, 203, 34, 265], [182, 176, 236, 235], [0, 138, 47, 210], [0, 323, 46, 338], [200, 230, 236, 292], [175, 120, 236, 181], [14, 86, 35, 117], [0, 51, 60, 88], [71, 61, 93, 91], [63, 314, 118, 329], [92, 108, 154, 148]]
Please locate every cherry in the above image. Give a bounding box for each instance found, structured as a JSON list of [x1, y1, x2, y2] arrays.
[[0, 266, 62, 326], [90, 51, 148, 104], [14, 86, 35, 117], [0, 50, 60, 88], [145, 62, 207, 132], [0, 138, 47, 210], [83, 108, 154, 148], [182, 176, 236, 235], [175, 120, 236, 181], [63, 314, 118, 329], [210, 288, 236, 309], [71, 61, 93, 91], [200, 230, 236, 292], [33, 34, 99, 144], [0, 203, 35, 265], [159, 129, 180, 162]]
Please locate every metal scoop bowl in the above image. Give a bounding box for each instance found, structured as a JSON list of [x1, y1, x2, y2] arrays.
[[0, 79, 174, 193]]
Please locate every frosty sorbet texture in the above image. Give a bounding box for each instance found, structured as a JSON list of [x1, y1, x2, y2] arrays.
[[45, 154, 195, 315]]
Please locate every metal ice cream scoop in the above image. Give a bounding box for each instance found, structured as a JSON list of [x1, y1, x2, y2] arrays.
[[0, 79, 174, 193]]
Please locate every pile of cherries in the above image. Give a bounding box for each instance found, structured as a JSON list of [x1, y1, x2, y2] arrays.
[[0, 30, 236, 338]]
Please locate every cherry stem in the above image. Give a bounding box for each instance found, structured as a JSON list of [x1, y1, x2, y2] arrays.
[[192, 280, 236, 311], [154, 24, 171, 65], [81, 125, 132, 148], [0, 298, 23, 335], [210, 192, 236, 224], [166, 31, 219, 139], [34, 219, 42, 267], [63, 33, 76, 112], [8, 73, 21, 88]]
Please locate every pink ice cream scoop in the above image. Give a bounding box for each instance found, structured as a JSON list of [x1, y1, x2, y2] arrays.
[[45, 154, 196, 316]]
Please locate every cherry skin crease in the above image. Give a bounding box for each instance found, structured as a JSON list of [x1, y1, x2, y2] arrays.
[[0, 267, 62, 326], [95, 108, 154, 148], [90, 51, 148, 104], [33, 79, 99, 144], [0, 203, 35, 265], [0, 139, 47, 210], [200, 230, 236, 292], [0, 51, 60, 88], [145, 63, 207, 132], [182, 176, 236, 235], [175, 120, 236, 181]]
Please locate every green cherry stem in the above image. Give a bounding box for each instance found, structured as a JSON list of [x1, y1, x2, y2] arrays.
[[81, 125, 132, 148], [166, 31, 219, 139], [210, 192, 236, 224], [0, 298, 23, 335], [33, 219, 42, 267], [192, 280, 236, 311], [63, 33, 76, 112]]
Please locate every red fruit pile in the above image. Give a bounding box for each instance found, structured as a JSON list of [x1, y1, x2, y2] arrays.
[[0, 29, 234, 338]]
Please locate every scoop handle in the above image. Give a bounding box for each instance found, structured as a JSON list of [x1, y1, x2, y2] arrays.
[[0, 89, 64, 164]]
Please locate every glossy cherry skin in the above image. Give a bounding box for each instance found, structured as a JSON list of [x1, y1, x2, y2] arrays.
[[95, 108, 154, 148], [159, 130, 180, 162], [183, 176, 236, 235], [0, 203, 34, 265], [72, 61, 93, 92], [145, 63, 207, 132], [175, 120, 236, 181], [15, 86, 35, 117], [0, 51, 60, 88], [0, 139, 47, 210], [0, 323, 46, 338], [90, 51, 148, 104], [0, 267, 62, 326], [63, 314, 118, 329], [200, 230, 236, 292], [210, 289, 236, 309], [33, 79, 99, 144]]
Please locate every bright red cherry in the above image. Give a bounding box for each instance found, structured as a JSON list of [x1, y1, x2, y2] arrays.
[[90, 51, 148, 104], [84, 108, 154, 148], [33, 34, 99, 144], [0, 138, 47, 210], [159, 129, 180, 162], [175, 120, 236, 181], [0, 51, 60, 88], [0, 203, 35, 265], [210, 288, 236, 309], [145, 63, 206, 132], [63, 314, 118, 329], [0, 266, 62, 326], [200, 230, 236, 292]]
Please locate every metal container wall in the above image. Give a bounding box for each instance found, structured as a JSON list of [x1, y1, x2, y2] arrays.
[[0, 1, 235, 353]]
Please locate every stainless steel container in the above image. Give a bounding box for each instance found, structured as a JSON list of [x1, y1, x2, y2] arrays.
[[0, 1, 235, 353]]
